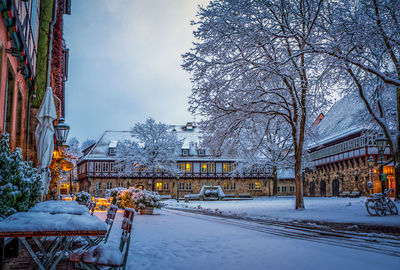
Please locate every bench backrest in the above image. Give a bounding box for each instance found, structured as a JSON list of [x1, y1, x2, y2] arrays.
[[119, 207, 135, 270], [103, 204, 118, 243]]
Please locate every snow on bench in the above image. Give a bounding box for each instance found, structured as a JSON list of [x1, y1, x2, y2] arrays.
[[160, 195, 172, 200]]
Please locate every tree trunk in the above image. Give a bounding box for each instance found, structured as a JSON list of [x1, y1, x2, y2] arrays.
[[272, 166, 278, 196], [294, 157, 305, 209]]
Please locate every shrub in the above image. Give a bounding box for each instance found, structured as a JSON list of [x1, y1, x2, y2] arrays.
[[75, 191, 92, 203], [116, 187, 162, 210], [0, 134, 42, 219]]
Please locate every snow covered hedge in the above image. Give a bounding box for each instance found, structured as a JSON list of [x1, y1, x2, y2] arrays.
[[116, 187, 162, 210], [75, 191, 92, 203], [0, 134, 42, 219]]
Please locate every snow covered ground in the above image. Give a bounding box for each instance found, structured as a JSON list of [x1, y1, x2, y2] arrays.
[[164, 196, 400, 226], [96, 209, 400, 270]]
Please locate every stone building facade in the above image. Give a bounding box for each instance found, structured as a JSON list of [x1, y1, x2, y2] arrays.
[[304, 95, 394, 197], [77, 124, 296, 198]]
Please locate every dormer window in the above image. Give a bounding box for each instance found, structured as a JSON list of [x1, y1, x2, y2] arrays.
[[198, 149, 205, 156], [182, 149, 189, 156], [108, 148, 116, 156], [108, 140, 118, 156]]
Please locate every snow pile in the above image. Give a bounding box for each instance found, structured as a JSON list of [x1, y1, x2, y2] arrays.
[[83, 243, 124, 266], [29, 200, 88, 215], [0, 211, 107, 233]]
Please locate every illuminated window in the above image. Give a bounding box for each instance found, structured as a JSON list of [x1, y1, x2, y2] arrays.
[[178, 163, 185, 172], [223, 182, 228, 189], [255, 182, 261, 190], [201, 163, 207, 173], [223, 163, 230, 173], [208, 163, 215, 173], [156, 183, 163, 190], [186, 163, 192, 173], [140, 166, 147, 172]]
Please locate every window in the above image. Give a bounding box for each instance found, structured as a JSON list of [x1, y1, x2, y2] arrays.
[[106, 182, 112, 189], [185, 163, 192, 173], [208, 163, 215, 173], [119, 183, 124, 187], [95, 182, 101, 190], [254, 182, 261, 190], [201, 163, 207, 173], [223, 182, 236, 190], [178, 163, 185, 172], [186, 183, 192, 190], [178, 182, 191, 190], [282, 186, 287, 192], [156, 183, 162, 191], [102, 162, 109, 172], [223, 163, 230, 173], [182, 149, 189, 156], [4, 69, 15, 135], [249, 182, 254, 190], [108, 147, 116, 156], [95, 162, 101, 172], [198, 149, 205, 156], [110, 162, 115, 172], [277, 186, 280, 192], [163, 183, 169, 190], [289, 186, 295, 192]]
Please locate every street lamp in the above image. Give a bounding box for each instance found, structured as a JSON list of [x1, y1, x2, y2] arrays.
[[176, 175, 180, 202], [367, 156, 375, 193], [375, 133, 388, 194], [54, 118, 70, 145]]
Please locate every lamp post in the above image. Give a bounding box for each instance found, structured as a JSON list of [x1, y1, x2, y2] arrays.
[[375, 133, 389, 194], [367, 156, 375, 194], [176, 175, 180, 202]]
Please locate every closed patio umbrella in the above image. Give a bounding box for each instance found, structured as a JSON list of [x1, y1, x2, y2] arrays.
[[35, 87, 57, 195]]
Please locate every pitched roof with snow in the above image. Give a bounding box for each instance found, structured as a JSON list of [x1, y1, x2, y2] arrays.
[[310, 94, 370, 147], [79, 124, 237, 162]]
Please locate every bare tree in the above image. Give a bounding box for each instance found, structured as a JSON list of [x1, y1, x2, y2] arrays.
[[116, 118, 182, 191], [183, 0, 332, 209]]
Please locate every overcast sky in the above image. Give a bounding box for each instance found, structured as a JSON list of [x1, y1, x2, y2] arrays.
[[64, 0, 207, 143]]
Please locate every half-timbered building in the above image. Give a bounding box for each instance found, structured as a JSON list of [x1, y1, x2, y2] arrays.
[[77, 123, 295, 198]]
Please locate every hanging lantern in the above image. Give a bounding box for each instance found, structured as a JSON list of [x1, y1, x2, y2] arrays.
[[54, 118, 70, 145]]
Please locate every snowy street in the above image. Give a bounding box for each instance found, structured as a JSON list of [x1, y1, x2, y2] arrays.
[[98, 209, 400, 270]]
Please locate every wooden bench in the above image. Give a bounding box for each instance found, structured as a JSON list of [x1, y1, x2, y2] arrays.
[[224, 193, 235, 198], [339, 191, 351, 197], [238, 193, 252, 198], [160, 195, 172, 200], [348, 191, 360, 198]]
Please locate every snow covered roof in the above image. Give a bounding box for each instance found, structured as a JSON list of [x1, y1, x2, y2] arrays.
[[277, 168, 294, 179], [310, 94, 370, 147], [80, 124, 206, 161]]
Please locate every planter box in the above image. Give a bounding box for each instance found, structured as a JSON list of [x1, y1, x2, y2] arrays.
[[139, 207, 154, 215]]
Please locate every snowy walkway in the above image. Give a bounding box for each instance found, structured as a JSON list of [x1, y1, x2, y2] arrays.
[[165, 196, 400, 227], [98, 209, 400, 270]]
